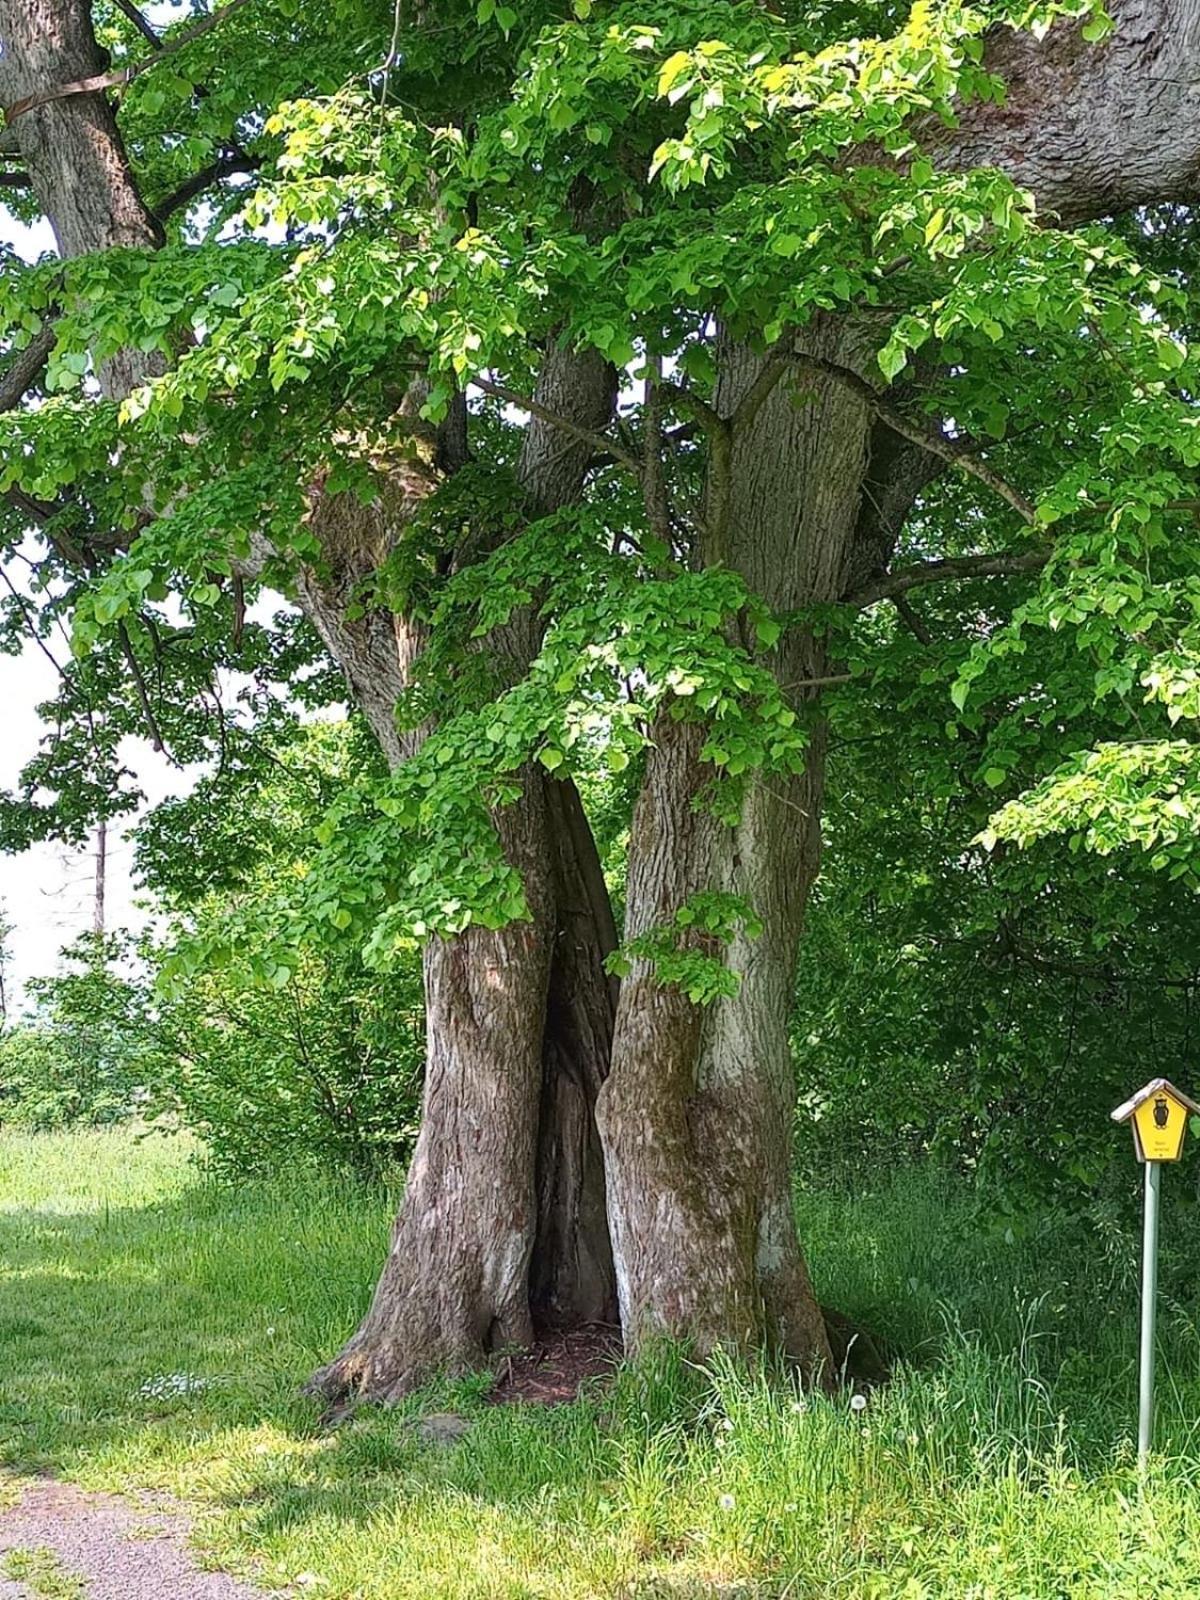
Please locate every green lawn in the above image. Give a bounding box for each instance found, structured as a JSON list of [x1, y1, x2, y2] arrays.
[[2, 1128, 1200, 1598]]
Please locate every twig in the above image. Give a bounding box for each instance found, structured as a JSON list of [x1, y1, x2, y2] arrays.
[[0, 565, 67, 681], [116, 618, 170, 755]]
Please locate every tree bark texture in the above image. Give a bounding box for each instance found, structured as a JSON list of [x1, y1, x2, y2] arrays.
[[0, 2, 620, 1399], [597, 0, 1200, 1374], [0, 0, 162, 397], [308, 349, 620, 1402], [599, 322, 874, 1379]]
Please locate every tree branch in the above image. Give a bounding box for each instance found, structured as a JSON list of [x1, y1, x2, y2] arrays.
[[116, 618, 169, 755], [153, 151, 262, 222], [846, 549, 1051, 606], [787, 352, 1038, 526], [0, 322, 56, 411], [470, 373, 641, 475], [3, 0, 254, 125], [111, 0, 163, 50]]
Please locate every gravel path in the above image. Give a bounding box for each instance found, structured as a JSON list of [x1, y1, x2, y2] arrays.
[[0, 1476, 265, 1599]]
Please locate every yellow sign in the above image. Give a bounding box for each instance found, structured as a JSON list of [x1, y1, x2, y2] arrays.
[[1111, 1078, 1200, 1163]]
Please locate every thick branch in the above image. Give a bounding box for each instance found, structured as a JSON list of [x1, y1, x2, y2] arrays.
[[0, 323, 55, 411], [154, 151, 263, 221], [2, 0, 254, 125], [938, 2, 1200, 224]]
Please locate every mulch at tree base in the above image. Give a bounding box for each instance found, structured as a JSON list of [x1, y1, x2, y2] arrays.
[[487, 1321, 623, 1406]]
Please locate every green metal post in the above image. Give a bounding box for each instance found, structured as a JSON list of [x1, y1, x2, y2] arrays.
[[1138, 1159, 1162, 1468]]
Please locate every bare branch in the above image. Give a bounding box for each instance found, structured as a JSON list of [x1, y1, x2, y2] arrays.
[[470, 373, 641, 475], [0, 564, 67, 682], [154, 151, 262, 222], [111, 0, 163, 50], [116, 618, 170, 755]]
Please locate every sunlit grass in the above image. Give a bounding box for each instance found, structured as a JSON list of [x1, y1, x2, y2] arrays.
[[1, 1128, 1199, 1597]]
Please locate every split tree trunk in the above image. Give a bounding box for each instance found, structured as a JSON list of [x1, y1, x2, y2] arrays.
[[13, 0, 1200, 1399], [308, 352, 620, 1404], [0, 1, 619, 1399]]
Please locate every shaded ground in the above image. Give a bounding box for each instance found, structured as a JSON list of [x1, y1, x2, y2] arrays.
[[0, 1477, 262, 1599], [488, 1322, 622, 1406]]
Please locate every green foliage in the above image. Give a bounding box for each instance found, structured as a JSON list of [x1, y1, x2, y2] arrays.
[[139, 720, 426, 1180], [0, 935, 156, 1131], [146, 938, 424, 1183], [607, 890, 763, 1003], [791, 525, 1200, 1210]]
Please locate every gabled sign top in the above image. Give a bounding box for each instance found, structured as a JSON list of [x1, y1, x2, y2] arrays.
[[1112, 1078, 1200, 1164]]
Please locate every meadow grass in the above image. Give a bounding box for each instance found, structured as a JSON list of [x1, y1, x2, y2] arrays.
[[1, 1127, 1200, 1597]]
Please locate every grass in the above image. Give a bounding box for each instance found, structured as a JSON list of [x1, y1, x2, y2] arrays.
[[2, 1129, 1200, 1597], [1, 1548, 87, 1599]]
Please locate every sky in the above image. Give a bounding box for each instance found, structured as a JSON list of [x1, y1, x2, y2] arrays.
[[0, 643, 193, 1005], [0, 213, 197, 1007]]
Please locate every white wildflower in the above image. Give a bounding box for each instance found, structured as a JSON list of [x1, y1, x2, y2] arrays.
[[850, 1392, 868, 1413]]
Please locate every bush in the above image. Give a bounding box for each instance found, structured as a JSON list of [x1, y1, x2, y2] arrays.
[[146, 939, 424, 1181]]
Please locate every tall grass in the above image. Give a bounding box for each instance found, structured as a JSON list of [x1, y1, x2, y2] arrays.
[[1, 1128, 1198, 1597]]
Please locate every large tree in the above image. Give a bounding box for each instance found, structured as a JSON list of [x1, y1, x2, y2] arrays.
[[4, 0, 1200, 1401]]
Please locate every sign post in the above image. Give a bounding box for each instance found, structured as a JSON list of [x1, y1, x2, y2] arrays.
[[1111, 1077, 1200, 1468]]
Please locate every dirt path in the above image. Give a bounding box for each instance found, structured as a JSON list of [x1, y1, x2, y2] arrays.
[[0, 1477, 264, 1599]]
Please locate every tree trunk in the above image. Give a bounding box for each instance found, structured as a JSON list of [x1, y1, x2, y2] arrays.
[[309, 352, 619, 1403], [0, 3, 621, 1396], [532, 775, 619, 1329], [598, 323, 876, 1379], [310, 766, 554, 1401]]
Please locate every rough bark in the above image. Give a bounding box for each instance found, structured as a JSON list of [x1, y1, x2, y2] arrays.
[[309, 350, 620, 1403], [0, 4, 619, 1397], [597, 0, 1200, 1377], [599, 322, 875, 1378], [310, 762, 556, 1402], [0, 0, 162, 398], [943, 0, 1200, 225]]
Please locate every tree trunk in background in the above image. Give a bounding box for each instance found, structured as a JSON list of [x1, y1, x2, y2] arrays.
[[92, 820, 106, 937]]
